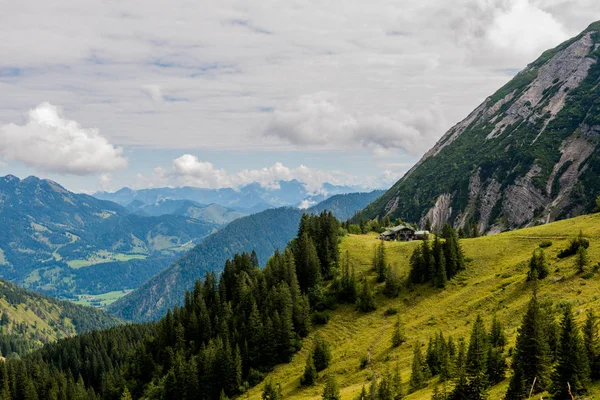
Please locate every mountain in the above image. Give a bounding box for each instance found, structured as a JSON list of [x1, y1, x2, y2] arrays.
[[93, 179, 360, 210], [359, 22, 600, 234], [309, 190, 385, 220], [107, 190, 382, 321], [0, 278, 120, 357], [0, 175, 220, 299], [126, 198, 247, 224]]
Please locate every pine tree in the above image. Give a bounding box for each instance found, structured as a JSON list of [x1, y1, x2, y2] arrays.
[[120, 387, 132, 400], [488, 315, 506, 349], [410, 343, 430, 392], [583, 309, 600, 380], [301, 354, 317, 386], [575, 245, 589, 273], [374, 241, 387, 283], [391, 316, 405, 348], [506, 292, 551, 397], [294, 232, 322, 292], [409, 245, 424, 284], [527, 249, 549, 281], [322, 374, 341, 400], [432, 236, 447, 288], [356, 278, 376, 312], [383, 266, 401, 298], [550, 306, 590, 398], [313, 336, 332, 372], [391, 366, 403, 400], [378, 372, 394, 400], [466, 315, 488, 377]]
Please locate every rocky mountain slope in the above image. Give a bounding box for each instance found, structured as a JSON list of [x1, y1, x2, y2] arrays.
[[108, 191, 383, 321], [0, 175, 219, 298], [359, 21, 600, 233]]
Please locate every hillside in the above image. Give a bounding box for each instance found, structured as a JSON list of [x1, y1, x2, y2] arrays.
[[108, 191, 382, 321], [0, 175, 219, 299], [246, 212, 600, 399], [0, 278, 120, 357], [359, 21, 600, 234]]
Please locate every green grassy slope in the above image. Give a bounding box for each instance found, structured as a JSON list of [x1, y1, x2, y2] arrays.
[[247, 213, 600, 399], [0, 279, 121, 357]]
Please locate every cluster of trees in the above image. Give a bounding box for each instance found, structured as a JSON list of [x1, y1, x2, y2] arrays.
[[409, 225, 465, 288], [505, 291, 600, 399], [358, 367, 404, 400], [301, 335, 332, 386], [407, 316, 507, 399], [0, 212, 342, 400]]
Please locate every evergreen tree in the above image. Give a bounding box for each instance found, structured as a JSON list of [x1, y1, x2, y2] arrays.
[[583, 309, 600, 380], [550, 306, 590, 398], [313, 336, 332, 372], [301, 354, 317, 386], [410, 343, 430, 392], [356, 278, 376, 312], [120, 387, 133, 400], [391, 316, 405, 348], [506, 292, 551, 397], [294, 233, 322, 293], [383, 266, 401, 298], [373, 241, 387, 283], [391, 366, 403, 400], [432, 236, 447, 288], [322, 374, 341, 400], [486, 316, 507, 386], [575, 245, 589, 273], [466, 315, 488, 377], [527, 249, 549, 281], [338, 251, 357, 303]]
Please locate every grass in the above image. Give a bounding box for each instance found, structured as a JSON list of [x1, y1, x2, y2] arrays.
[[74, 290, 133, 308], [67, 252, 147, 269], [246, 213, 600, 399]]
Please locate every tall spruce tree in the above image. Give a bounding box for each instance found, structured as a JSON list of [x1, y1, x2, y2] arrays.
[[301, 354, 317, 386], [550, 306, 590, 398], [527, 249, 549, 281], [356, 278, 376, 312], [322, 374, 341, 400], [391, 316, 405, 348], [575, 245, 589, 274], [432, 236, 447, 288], [374, 241, 387, 283], [410, 343, 430, 392], [505, 292, 551, 398], [583, 310, 600, 380]]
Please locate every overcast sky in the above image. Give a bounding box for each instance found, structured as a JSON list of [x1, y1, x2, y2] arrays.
[[0, 0, 598, 193]]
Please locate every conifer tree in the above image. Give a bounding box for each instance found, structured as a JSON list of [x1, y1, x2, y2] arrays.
[[322, 374, 341, 400], [301, 354, 317, 386], [294, 233, 322, 293], [583, 309, 600, 380], [313, 336, 332, 372], [506, 292, 551, 397], [432, 236, 447, 288], [550, 306, 590, 398], [391, 366, 403, 400], [527, 249, 549, 281], [575, 245, 589, 273], [378, 372, 394, 400], [357, 385, 368, 400], [391, 316, 405, 348], [410, 343, 430, 392], [374, 241, 387, 283], [356, 278, 376, 312], [120, 387, 132, 400], [338, 251, 357, 303], [383, 266, 401, 298]]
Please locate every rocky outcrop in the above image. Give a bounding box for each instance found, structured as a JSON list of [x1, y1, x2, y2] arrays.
[[421, 194, 452, 231]]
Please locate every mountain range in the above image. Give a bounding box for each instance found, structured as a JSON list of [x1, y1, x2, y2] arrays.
[[359, 21, 600, 234], [108, 190, 384, 321], [0, 175, 220, 298], [93, 179, 361, 210]]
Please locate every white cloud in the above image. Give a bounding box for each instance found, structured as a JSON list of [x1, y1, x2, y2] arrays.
[[98, 173, 112, 191], [137, 154, 387, 193], [0, 103, 127, 175], [263, 92, 446, 155], [141, 84, 164, 103]]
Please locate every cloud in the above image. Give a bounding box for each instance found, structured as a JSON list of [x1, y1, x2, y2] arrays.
[[0, 103, 127, 175], [263, 92, 446, 155], [141, 84, 164, 103], [137, 154, 384, 193]]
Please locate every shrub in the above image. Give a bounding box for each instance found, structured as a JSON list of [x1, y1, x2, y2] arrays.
[[312, 311, 330, 325], [539, 240, 553, 248], [384, 307, 398, 316], [557, 231, 589, 258]]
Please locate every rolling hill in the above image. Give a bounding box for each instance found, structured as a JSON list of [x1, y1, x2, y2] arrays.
[[359, 21, 600, 234], [0, 278, 120, 357], [0, 175, 219, 299]]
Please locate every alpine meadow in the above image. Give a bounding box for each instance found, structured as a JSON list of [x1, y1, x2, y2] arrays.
[[1, 3, 600, 400]]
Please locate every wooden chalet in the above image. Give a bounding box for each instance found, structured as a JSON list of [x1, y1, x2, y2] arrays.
[[378, 225, 430, 241]]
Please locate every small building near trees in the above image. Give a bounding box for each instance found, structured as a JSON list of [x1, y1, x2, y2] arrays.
[[378, 225, 430, 241]]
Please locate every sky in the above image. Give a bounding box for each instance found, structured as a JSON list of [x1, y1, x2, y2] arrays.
[[0, 0, 599, 194]]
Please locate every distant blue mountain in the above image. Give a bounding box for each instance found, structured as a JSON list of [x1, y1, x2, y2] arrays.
[[93, 180, 360, 210]]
